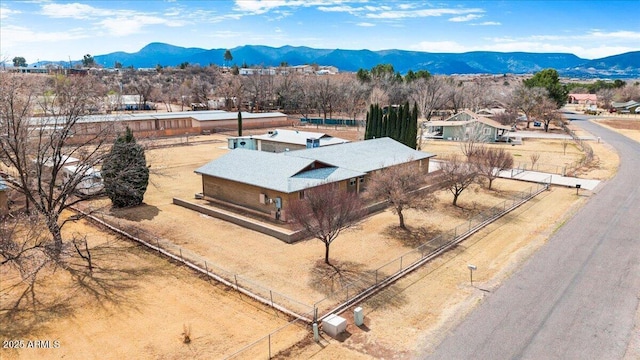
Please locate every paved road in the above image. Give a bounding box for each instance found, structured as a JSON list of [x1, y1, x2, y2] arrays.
[[425, 114, 640, 360]]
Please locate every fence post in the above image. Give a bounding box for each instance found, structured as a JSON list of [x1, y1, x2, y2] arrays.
[[235, 275, 239, 290], [180, 248, 183, 262], [156, 239, 160, 252], [270, 290, 274, 308], [375, 269, 378, 285], [205, 261, 208, 275], [268, 333, 271, 359]]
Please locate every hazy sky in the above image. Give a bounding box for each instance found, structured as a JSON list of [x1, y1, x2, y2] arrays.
[[1, 0, 639, 64]]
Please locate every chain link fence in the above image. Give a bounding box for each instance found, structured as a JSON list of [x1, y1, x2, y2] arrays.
[[311, 179, 550, 319], [74, 175, 549, 359]]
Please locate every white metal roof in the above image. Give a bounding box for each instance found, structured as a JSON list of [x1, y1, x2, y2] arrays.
[[249, 129, 349, 146]]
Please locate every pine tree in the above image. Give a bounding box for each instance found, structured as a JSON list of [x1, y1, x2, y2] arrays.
[[102, 127, 149, 208], [237, 111, 243, 136]]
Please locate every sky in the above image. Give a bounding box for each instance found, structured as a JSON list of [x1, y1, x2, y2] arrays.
[[1, 0, 639, 65]]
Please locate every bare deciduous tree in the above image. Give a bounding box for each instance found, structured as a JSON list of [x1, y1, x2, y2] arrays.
[[0, 73, 113, 259], [510, 85, 548, 129], [410, 76, 447, 122], [288, 184, 364, 265], [365, 163, 434, 229], [440, 154, 477, 206], [536, 97, 563, 132], [473, 147, 514, 190], [530, 153, 541, 169]]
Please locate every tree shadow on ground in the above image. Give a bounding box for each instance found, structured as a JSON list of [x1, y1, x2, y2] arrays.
[[308, 260, 367, 295], [308, 260, 408, 310], [0, 241, 162, 340], [383, 224, 443, 248], [361, 281, 409, 311], [109, 203, 160, 222]]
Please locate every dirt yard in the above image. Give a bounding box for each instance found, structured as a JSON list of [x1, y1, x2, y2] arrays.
[[1, 124, 620, 359], [594, 118, 640, 143], [0, 216, 306, 360]]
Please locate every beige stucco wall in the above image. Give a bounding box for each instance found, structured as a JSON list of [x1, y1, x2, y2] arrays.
[[258, 140, 306, 153], [199, 157, 429, 221]]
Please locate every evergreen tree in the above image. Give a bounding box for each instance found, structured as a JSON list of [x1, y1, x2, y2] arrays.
[[407, 102, 419, 149], [523, 68, 568, 108], [398, 103, 408, 142], [237, 111, 243, 136], [102, 127, 149, 208], [365, 104, 374, 139]]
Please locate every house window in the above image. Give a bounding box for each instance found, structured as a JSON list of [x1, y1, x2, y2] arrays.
[[299, 191, 305, 200], [349, 178, 356, 186], [483, 128, 491, 135]]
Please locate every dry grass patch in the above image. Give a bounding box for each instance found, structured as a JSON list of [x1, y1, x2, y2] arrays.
[[0, 216, 305, 360], [423, 138, 583, 172], [593, 118, 640, 143]]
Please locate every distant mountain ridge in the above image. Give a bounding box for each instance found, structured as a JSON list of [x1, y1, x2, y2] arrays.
[[64, 42, 640, 78]]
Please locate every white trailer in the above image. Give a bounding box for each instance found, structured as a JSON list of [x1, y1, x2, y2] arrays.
[[61, 165, 104, 196]]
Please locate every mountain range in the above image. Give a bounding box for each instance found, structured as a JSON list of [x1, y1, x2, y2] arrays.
[[56, 43, 640, 78]]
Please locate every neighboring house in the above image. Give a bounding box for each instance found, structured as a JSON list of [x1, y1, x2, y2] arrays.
[[476, 108, 506, 117], [195, 137, 435, 221], [107, 95, 155, 111], [568, 93, 598, 105], [0, 176, 8, 215], [191, 111, 289, 133], [28, 110, 291, 140], [423, 110, 511, 142], [227, 129, 349, 152], [611, 100, 640, 114], [238, 68, 277, 76]]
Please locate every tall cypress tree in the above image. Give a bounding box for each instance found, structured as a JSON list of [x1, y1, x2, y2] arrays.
[[398, 103, 407, 142], [102, 127, 149, 208], [407, 102, 419, 149], [237, 111, 243, 136], [365, 104, 375, 139]]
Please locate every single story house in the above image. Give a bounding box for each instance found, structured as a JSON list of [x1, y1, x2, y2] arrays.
[[190, 111, 289, 133], [195, 137, 435, 221], [611, 100, 640, 114], [423, 110, 511, 142], [227, 129, 349, 152], [0, 176, 8, 216], [107, 95, 155, 111], [568, 94, 598, 105], [475, 108, 506, 117], [28, 110, 291, 140]]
